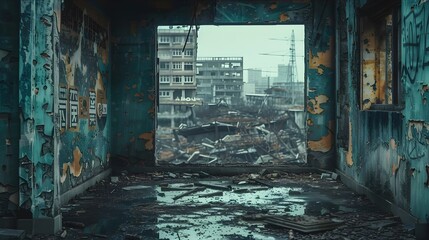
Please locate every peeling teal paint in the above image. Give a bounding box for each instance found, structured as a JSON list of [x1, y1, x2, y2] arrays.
[[337, 0, 429, 224], [18, 0, 60, 219], [111, 18, 156, 165], [58, 0, 111, 193], [214, 0, 311, 24], [402, 0, 429, 224], [3, 0, 426, 229]]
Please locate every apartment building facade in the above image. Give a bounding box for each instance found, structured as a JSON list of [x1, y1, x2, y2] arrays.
[[196, 57, 244, 105], [157, 27, 202, 127]]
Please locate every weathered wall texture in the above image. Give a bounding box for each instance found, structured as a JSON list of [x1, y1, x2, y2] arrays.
[[110, 1, 214, 166], [110, 18, 156, 166], [58, 0, 111, 194], [19, 0, 62, 218], [110, 0, 337, 170], [0, 0, 20, 217], [337, 0, 429, 223]]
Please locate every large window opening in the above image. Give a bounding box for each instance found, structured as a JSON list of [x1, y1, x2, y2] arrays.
[[156, 25, 306, 166]]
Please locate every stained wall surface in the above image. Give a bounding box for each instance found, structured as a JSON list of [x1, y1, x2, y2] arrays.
[[109, 0, 337, 171], [337, 0, 429, 223], [3, 0, 427, 227], [58, 0, 111, 194]]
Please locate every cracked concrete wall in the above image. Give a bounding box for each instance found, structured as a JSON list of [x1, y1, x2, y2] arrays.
[[19, 0, 62, 219], [337, 0, 429, 224], [110, 0, 337, 170], [0, 0, 20, 217], [58, 0, 111, 194]]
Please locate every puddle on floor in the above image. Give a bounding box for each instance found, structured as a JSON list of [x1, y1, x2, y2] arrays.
[[78, 179, 355, 239]]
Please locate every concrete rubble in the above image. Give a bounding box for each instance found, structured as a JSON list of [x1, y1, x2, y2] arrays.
[[29, 171, 416, 240], [156, 107, 306, 166]]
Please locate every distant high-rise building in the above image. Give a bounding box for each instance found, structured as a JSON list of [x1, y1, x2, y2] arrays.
[[157, 26, 202, 128], [247, 68, 269, 94], [196, 57, 244, 105], [276, 64, 293, 84]]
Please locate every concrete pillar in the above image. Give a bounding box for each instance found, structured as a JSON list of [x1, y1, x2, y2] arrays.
[[18, 0, 62, 234], [306, 0, 336, 169]]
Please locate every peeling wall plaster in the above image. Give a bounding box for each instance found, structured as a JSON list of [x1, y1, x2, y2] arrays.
[[337, 0, 429, 223], [57, 0, 111, 194]]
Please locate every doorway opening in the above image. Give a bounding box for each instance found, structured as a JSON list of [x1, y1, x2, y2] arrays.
[[156, 25, 306, 166]]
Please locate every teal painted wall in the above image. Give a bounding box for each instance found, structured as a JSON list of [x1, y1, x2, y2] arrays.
[[19, 0, 61, 218], [0, 0, 19, 217], [337, 0, 429, 223], [110, 0, 337, 170], [57, 0, 111, 194]]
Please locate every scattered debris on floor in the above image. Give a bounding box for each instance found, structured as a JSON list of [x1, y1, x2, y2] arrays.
[[156, 107, 306, 165], [28, 171, 416, 240]]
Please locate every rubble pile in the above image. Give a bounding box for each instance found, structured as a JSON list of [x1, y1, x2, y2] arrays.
[[156, 109, 306, 165]]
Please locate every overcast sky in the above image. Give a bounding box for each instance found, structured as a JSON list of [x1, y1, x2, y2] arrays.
[[197, 25, 305, 82]]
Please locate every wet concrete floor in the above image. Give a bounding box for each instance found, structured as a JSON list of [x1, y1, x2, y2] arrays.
[[32, 172, 415, 239]]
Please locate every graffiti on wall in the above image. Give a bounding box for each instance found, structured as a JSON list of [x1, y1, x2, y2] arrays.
[[58, 0, 110, 192], [69, 88, 79, 130], [89, 90, 96, 128], [403, 3, 429, 84], [406, 120, 429, 160]]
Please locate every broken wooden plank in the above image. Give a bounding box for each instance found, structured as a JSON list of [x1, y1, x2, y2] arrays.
[[161, 187, 195, 192], [264, 216, 342, 233], [173, 187, 206, 201], [195, 182, 231, 191], [198, 191, 224, 198]]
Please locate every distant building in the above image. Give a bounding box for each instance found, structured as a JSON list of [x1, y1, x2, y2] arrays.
[[247, 68, 270, 94], [273, 64, 293, 86], [157, 27, 202, 127], [196, 57, 244, 105], [243, 82, 256, 96]]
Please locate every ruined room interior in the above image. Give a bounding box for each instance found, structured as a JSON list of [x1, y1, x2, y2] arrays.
[[0, 0, 429, 239]]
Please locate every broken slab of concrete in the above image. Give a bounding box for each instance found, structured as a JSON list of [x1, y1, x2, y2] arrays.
[[0, 228, 25, 240]]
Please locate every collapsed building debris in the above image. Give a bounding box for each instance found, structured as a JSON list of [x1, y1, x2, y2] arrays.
[[156, 108, 306, 165]]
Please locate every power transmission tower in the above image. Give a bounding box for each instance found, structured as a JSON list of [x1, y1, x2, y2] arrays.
[[289, 30, 298, 104]]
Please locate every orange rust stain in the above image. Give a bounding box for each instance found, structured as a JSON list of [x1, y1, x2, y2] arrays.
[[63, 54, 74, 86], [309, 38, 333, 70], [134, 93, 141, 97], [148, 106, 155, 117], [60, 163, 69, 183], [308, 130, 333, 152], [389, 138, 397, 150], [307, 95, 329, 114], [98, 46, 109, 65], [308, 121, 335, 153], [139, 131, 154, 150], [70, 146, 83, 177], [422, 84, 429, 95], [407, 121, 425, 140], [279, 13, 289, 22], [270, 3, 278, 10], [392, 156, 402, 175], [346, 121, 353, 166], [148, 94, 156, 101]]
